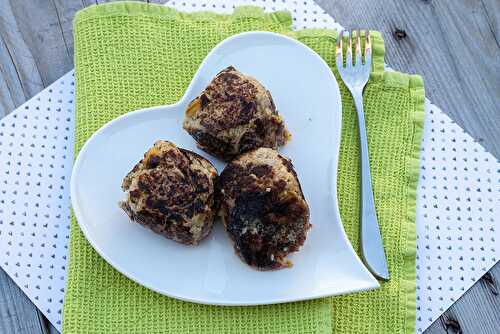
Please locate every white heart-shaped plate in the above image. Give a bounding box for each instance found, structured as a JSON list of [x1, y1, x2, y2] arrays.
[[71, 32, 379, 305]]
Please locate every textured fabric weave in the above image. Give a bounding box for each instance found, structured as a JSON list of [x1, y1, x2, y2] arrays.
[[64, 2, 424, 333]]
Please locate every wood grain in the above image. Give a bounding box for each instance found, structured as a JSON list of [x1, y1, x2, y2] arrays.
[[424, 261, 500, 334], [0, 269, 49, 334], [7, 0, 74, 86], [0, 0, 43, 117], [319, 0, 500, 158], [0, 0, 499, 333]]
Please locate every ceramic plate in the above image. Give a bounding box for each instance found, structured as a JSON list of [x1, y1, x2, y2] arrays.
[[71, 32, 379, 305]]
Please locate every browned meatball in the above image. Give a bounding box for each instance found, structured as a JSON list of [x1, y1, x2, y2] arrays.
[[218, 148, 310, 270], [183, 66, 291, 161], [119, 140, 217, 245]]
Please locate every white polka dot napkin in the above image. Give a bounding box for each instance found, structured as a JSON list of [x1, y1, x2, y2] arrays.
[[0, 72, 74, 328]]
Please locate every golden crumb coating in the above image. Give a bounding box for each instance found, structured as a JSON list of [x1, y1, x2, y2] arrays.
[[183, 66, 291, 161], [120, 140, 217, 245]]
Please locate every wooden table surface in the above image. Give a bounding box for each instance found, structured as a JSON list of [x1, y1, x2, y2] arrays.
[[0, 0, 498, 333]]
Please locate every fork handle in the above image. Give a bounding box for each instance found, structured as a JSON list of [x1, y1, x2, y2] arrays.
[[352, 92, 390, 281]]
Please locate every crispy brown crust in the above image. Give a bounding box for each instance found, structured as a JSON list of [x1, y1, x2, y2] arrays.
[[217, 148, 310, 270], [183, 66, 291, 161], [120, 141, 218, 245]]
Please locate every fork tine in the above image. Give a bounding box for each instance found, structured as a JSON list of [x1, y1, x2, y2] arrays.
[[345, 31, 353, 68], [365, 30, 372, 68], [355, 29, 362, 66], [336, 30, 344, 69]]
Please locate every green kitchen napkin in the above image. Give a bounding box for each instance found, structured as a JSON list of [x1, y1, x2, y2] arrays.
[[64, 2, 424, 334]]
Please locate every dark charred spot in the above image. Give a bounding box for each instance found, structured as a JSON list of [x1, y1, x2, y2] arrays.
[[274, 179, 287, 192], [254, 118, 265, 136], [145, 154, 160, 168], [271, 200, 291, 215], [189, 170, 199, 184], [193, 199, 205, 213], [250, 164, 272, 178], [228, 192, 275, 268], [241, 101, 255, 117], [186, 205, 194, 218], [218, 66, 235, 75], [137, 179, 150, 192], [239, 132, 259, 153], [230, 192, 270, 226], [266, 90, 277, 113], [200, 94, 209, 109], [188, 170, 210, 194], [129, 189, 141, 200], [168, 212, 184, 223], [218, 72, 239, 83], [145, 197, 154, 208], [218, 164, 245, 190], [190, 130, 232, 160], [278, 156, 294, 174], [196, 182, 209, 193]]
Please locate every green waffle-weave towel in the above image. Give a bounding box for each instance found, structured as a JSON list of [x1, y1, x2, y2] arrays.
[[64, 2, 424, 333]]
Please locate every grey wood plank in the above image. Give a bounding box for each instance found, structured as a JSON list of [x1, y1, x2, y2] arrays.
[[480, 0, 499, 43], [0, 0, 173, 117], [0, 0, 44, 115], [0, 60, 17, 118], [81, 0, 97, 6], [424, 261, 500, 334], [0, 268, 48, 334], [0, 0, 86, 117], [317, 0, 500, 158], [7, 0, 74, 88], [52, 0, 85, 60], [48, 322, 59, 334]]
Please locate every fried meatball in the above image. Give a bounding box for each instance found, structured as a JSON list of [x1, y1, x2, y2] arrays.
[[183, 66, 291, 161], [218, 148, 310, 270], [119, 140, 217, 245]]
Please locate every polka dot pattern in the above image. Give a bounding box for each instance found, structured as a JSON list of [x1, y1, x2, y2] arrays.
[[415, 99, 499, 332], [0, 71, 75, 330], [0, 1, 498, 333]]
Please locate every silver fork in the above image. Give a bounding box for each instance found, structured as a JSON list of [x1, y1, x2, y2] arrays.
[[336, 30, 389, 281]]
